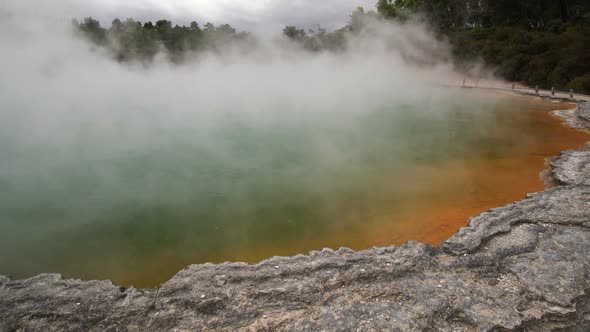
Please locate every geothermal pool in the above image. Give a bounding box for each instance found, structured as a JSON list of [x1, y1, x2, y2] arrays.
[[0, 90, 587, 287]]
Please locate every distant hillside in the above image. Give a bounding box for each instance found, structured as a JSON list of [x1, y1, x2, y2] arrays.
[[376, 0, 590, 94]]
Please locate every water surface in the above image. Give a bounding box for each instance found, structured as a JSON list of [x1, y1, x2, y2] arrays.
[[0, 90, 587, 287]]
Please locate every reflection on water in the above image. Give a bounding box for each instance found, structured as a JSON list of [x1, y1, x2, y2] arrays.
[[0, 91, 587, 287]]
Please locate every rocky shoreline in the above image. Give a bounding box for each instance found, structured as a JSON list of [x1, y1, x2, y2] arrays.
[[2, 99, 590, 332]]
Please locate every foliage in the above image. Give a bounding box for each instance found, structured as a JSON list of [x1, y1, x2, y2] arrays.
[[283, 26, 307, 41], [73, 18, 252, 63], [73, 0, 590, 93], [375, 0, 590, 93]]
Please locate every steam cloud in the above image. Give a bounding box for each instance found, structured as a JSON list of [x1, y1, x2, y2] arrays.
[[0, 1, 505, 285]]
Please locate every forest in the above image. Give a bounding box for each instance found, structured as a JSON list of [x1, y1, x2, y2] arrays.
[[75, 0, 590, 93]]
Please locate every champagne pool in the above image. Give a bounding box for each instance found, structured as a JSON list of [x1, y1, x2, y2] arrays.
[[0, 89, 587, 287]]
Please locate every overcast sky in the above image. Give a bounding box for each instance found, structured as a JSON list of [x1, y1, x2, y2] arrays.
[[3, 0, 378, 34]]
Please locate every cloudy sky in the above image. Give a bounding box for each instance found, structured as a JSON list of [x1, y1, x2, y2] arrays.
[[4, 0, 378, 34]]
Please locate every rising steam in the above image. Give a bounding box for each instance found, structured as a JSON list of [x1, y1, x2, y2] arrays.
[[0, 2, 507, 286]]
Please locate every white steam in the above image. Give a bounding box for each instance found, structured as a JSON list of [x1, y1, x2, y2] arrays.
[[0, 2, 505, 285]]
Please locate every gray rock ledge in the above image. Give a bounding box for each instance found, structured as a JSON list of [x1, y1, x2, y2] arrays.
[[2, 101, 590, 332]]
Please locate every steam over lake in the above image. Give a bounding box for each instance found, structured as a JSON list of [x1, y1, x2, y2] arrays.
[[1, 88, 587, 286], [1, 11, 588, 286]]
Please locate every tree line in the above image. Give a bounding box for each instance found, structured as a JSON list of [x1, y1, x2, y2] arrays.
[[375, 0, 590, 93], [74, 0, 590, 93], [74, 18, 254, 63]]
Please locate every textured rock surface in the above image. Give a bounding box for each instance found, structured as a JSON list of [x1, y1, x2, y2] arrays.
[[551, 150, 590, 186], [1, 101, 590, 332], [579, 101, 590, 122], [552, 101, 590, 130]]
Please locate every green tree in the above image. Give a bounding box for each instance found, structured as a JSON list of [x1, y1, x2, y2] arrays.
[[78, 17, 107, 45], [376, 0, 398, 18], [283, 26, 307, 41]]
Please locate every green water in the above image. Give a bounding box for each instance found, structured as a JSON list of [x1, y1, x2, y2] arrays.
[[0, 90, 544, 286]]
